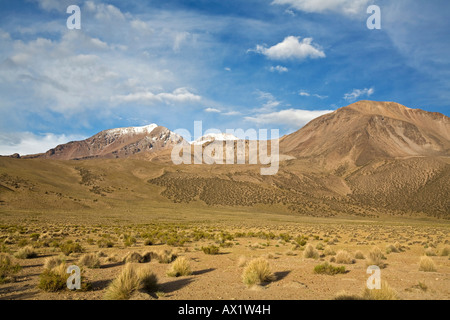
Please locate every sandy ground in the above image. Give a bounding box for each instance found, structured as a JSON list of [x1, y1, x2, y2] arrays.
[[1, 221, 449, 300]]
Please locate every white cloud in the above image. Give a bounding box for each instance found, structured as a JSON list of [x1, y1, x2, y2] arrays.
[[245, 108, 333, 127], [173, 32, 192, 52], [299, 90, 328, 99], [130, 19, 153, 34], [269, 65, 289, 73], [223, 111, 241, 116], [299, 90, 310, 96], [32, 0, 75, 12], [272, 0, 371, 16], [85, 2, 126, 22], [113, 88, 202, 105], [344, 87, 374, 101], [0, 132, 86, 156], [254, 90, 282, 113], [252, 36, 325, 61], [205, 107, 221, 113]]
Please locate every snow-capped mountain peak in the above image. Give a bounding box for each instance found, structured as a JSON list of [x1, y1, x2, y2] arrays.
[[191, 133, 239, 145], [105, 124, 158, 136]]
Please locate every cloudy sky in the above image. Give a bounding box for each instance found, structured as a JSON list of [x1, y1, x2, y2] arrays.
[[0, 0, 449, 155]]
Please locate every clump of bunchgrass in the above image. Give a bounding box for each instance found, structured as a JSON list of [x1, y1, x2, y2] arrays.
[[362, 281, 399, 300], [303, 244, 319, 259], [354, 251, 365, 260], [38, 263, 68, 292], [366, 247, 386, 269], [166, 257, 192, 277], [152, 249, 177, 264], [419, 256, 436, 272], [0, 253, 22, 284], [103, 264, 158, 300], [335, 250, 355, 264], [43, 256, 65, 270], [14, 246, 37, 259], [242, 258, 275, 287], [78, 253, 101, 269]]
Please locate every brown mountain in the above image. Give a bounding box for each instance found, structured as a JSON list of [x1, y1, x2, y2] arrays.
[[27, 124, 186, 160], [2, 100, 449, 219], [280, 101, 450, 168]]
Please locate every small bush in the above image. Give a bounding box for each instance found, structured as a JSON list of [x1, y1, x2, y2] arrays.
[[14, 246, 37, 259], [315, 243, 324, 250], [38, 263, 68, 292], [124, 236, 137, 247], [167, 257, 192, 277], [419, 256, 436, 272], [303, 244, 319, 259], [201, 245, 220, 255], [242, 258, 275, 287], [123, 251, 144, 264], [424, 248, 436, 256], [78, 253, 101, 269], [314, 262, 346, 275], [152, 249, 177, 264], [335, 250, 355, 264], [60, 241, 83, 256], [97, 239, 114, 248], [0, 253, 22, 284]]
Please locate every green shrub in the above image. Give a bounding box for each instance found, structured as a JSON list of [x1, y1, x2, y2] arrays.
[[0, 253, 22, 284], [201, 245, 220, 255], [38, 263, 68, 292], [97, 239, 114, 248], [314, 262, 346, 275], [60, 241, 84, 256]]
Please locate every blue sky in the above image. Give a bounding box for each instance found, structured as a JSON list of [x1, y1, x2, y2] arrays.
[[0, 0, 449, 155]]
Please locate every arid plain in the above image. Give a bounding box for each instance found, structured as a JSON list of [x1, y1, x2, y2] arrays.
[[0, 101, 449, 300]]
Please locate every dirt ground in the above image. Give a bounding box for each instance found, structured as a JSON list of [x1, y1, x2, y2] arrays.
[[0, 219, 448, 300]]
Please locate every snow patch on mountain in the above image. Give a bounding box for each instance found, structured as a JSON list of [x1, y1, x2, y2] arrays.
[[191, 133, 239, 145], [105, 124, 158, 136]]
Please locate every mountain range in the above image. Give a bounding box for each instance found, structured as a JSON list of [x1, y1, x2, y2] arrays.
[[1, 100, 449, 219]]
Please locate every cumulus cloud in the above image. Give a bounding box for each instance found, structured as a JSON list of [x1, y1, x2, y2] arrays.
[[245, 108, 333, 128], [272, 0, 371, 16], [252, 36, 325, 61], [269, 65, 289, 73], [344, 87, 374, 102], [0, 132, 86, 156]]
